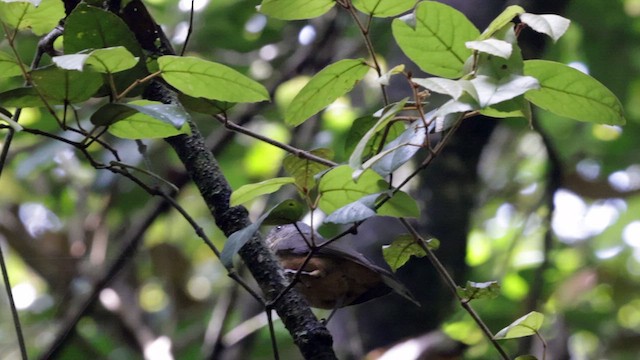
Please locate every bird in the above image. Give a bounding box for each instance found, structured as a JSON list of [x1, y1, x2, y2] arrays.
[[265, 222, 419, 310]]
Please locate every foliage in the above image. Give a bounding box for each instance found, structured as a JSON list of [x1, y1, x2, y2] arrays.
[[0, 0, 637, 359]]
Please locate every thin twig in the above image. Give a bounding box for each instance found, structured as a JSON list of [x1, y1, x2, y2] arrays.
[[180, 0, 196, 56]]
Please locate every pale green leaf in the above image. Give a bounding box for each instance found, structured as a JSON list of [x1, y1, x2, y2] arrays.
[[349, 99, 408, 170], [479, 5, 524, 40], [465, 39, 512, 59], [285, 59, 370, 126], [494, 311, 545, 340], [392, 1, 479, 78], [352, 0, 416, 18], [524, 60, 626, 125], [263, 199, 305, 225], [258, 0, 335, 20], [520, 13, 570, 42], [0, 51, 24, 78], [362, 119, 426, 178], [91, 101, 191, 139], [318, 165, 419, 218], [230, 177, 295, 206], [158, 56, 269, 103], [0, 0, 64, 35], [52, 47, 139, 73]]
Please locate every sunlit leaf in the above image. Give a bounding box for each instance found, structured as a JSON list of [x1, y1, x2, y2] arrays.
[[285, 59, 370, 126], [457, 281, 501, 301], [352, 0, 416, 18], [524, 60, 626, 125], [158, 56, 269, 103], [230, 177, 295, 206], [52, 47, 139, 73], [470, 74, 539, 108], [318, 165, 419, 218], [258, 0, 335, 20], [392, 1, 479, 78], [0, 0, 64, 35], [479, 5, 524, 40], [494, 311, 545, 340], [520, 13, 570, 42]]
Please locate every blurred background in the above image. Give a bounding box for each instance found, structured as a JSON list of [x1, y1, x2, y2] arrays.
[[1, 0, 639, 359]]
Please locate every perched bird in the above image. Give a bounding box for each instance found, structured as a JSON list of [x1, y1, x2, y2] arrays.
[[266, 222, 418, 309]]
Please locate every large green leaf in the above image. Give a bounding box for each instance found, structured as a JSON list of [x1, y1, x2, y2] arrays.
[[392, 1, 479, 78], [259, 0, 335, 20], [318, 165, 419, 218], [0, 87, 63, 107], [52, 47, 139, 74], [0, 0, 64, 35], [230, 177, 295, 206], [91, 101, 191, 139], [285, 59, 370, 126], [64, 4, 147, 95], [352, 0, 416, 18], [30, 66, 103, 103], [524, 60, 626, 125], [0, 51, 24, 78], [158, 56, 269, 103]]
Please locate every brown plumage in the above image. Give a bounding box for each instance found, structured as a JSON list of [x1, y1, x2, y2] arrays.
[[266, 222, 418, 309]]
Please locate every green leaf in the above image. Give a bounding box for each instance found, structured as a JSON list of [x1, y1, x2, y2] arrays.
[[479, 5, 524, 40], [479, 96, 532, 121], [52, 47, 139, 73], [457, 281, 501, 301], [349, 99, 408, 170], [359, 119, 426, 178], [91, 101, 191, 139], [31, 66, 103, 103], [344, 115, 405, 158], [263, 199, 305, 226], [282, 148, 333, 193], [494, 311, 545, 340], [0, 87, 63, 107], [0, 51, 24, 78], [230, 177, 295, 206], [324, 194, 377, 224], [352, 0, 416, 18], [158, 56, 269, 103], [318, 165, 419, 218], [0, 0, 64, 35], [524, 60, 626, 125], [258, 0, 335, 20], [382, 234, 435, 272], [392, 1, 479, 78], [285, 59, 370, 126], [178, 93, 234, 115], [520, 13, 570, 42], [64, 4, 147, 95]]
